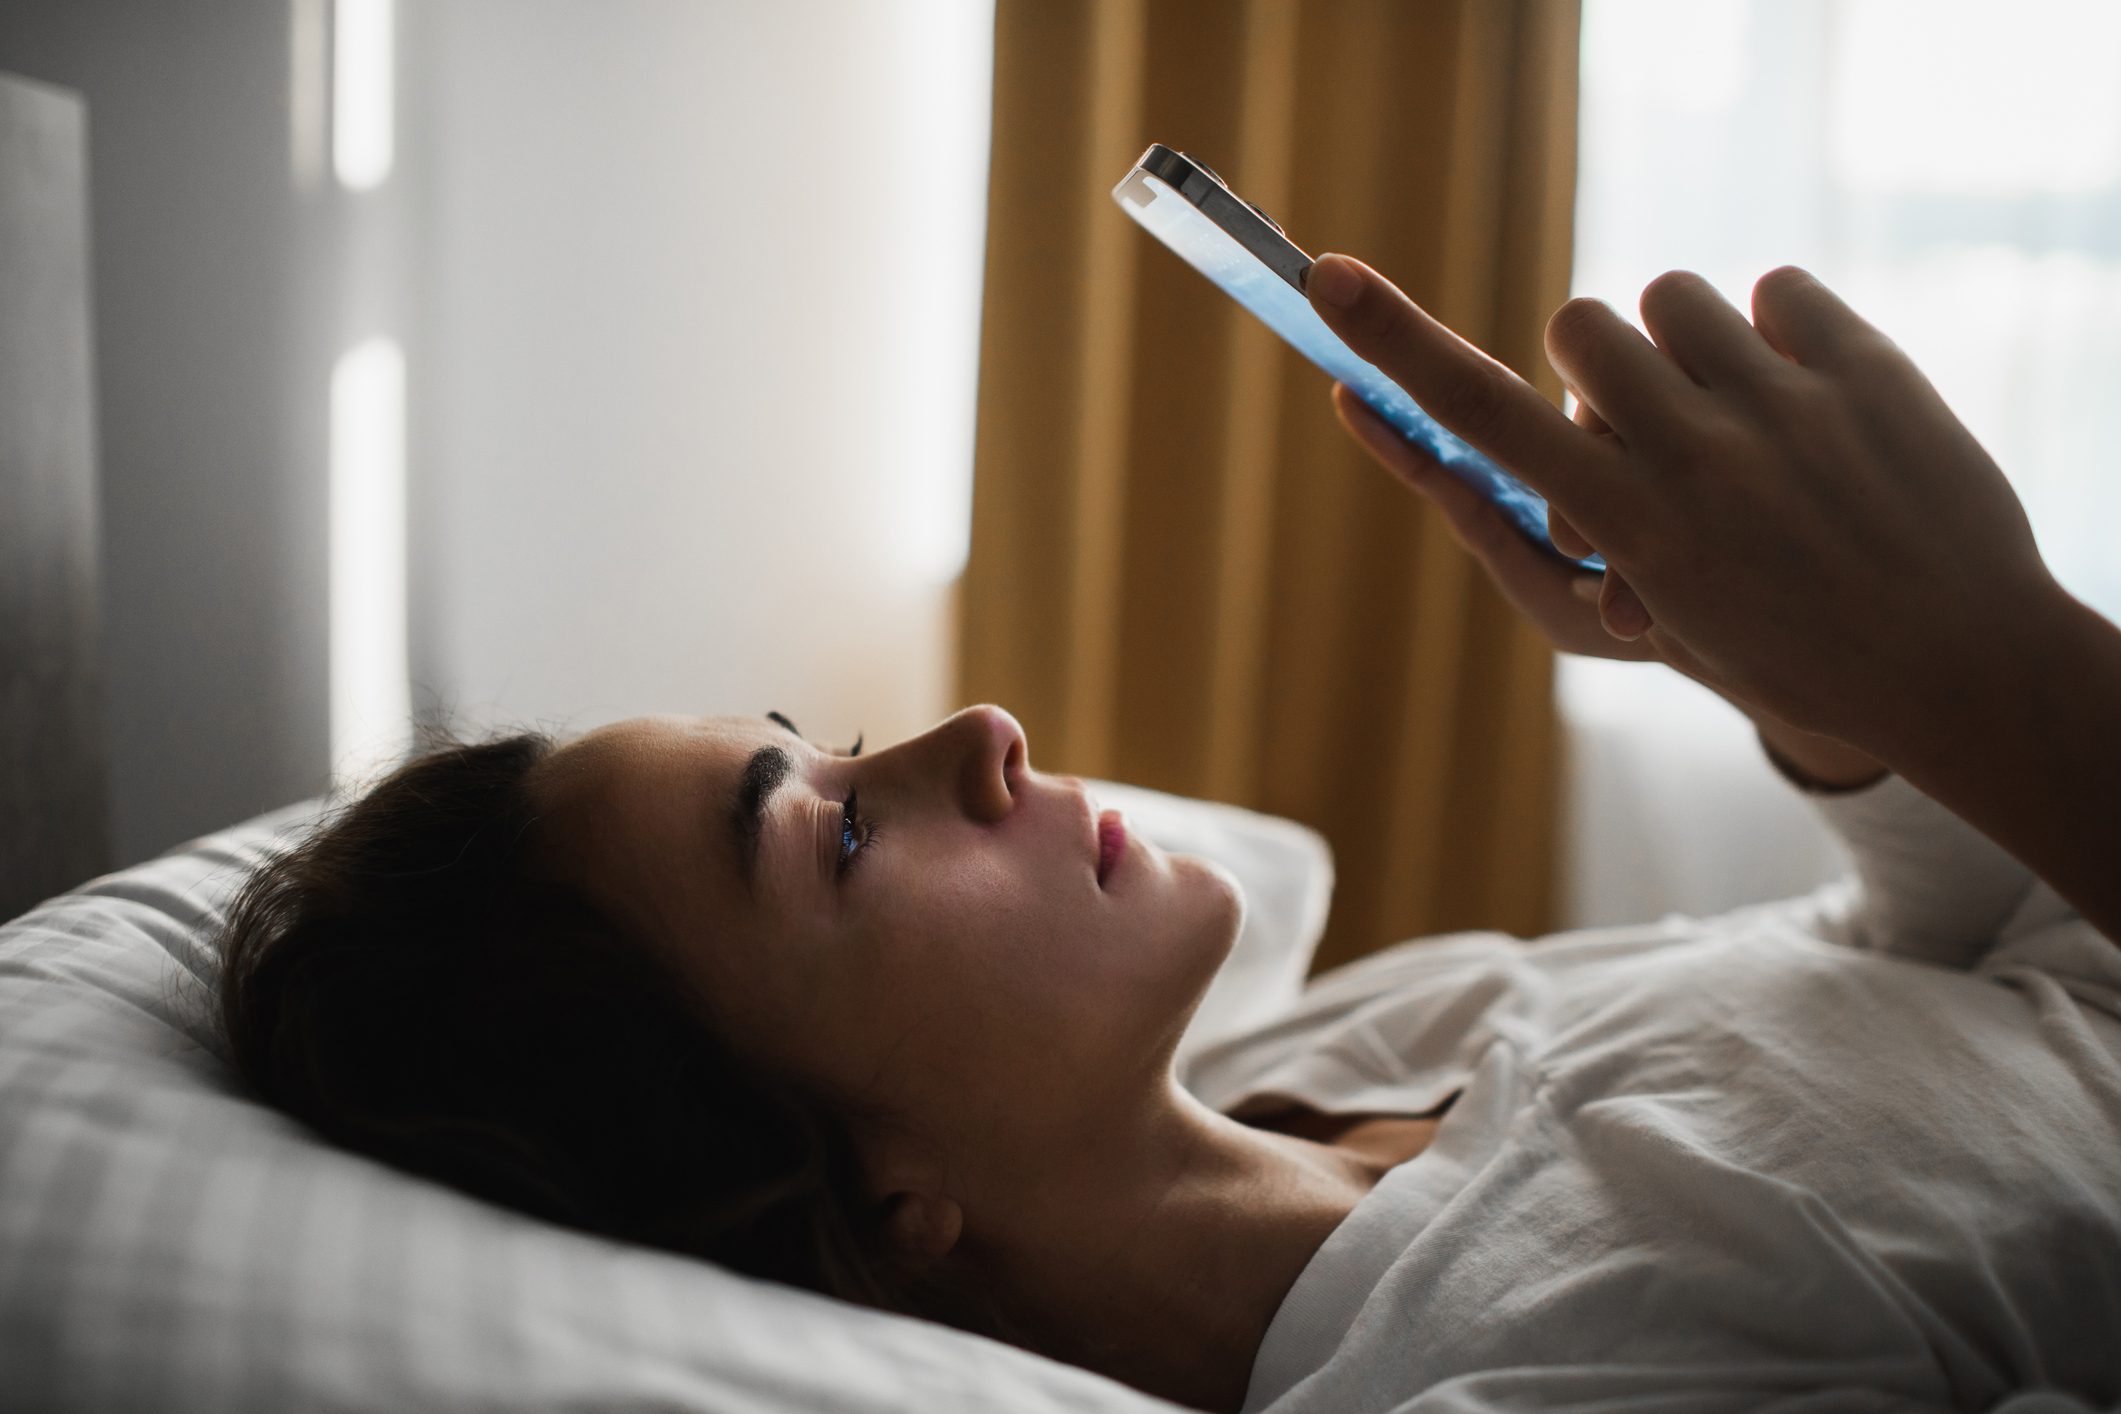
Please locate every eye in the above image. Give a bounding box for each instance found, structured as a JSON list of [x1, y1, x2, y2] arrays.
[[836, 788, 878, 879]]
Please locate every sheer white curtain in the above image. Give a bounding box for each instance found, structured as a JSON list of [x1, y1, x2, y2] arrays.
[[1561, 0, 2121, 926]]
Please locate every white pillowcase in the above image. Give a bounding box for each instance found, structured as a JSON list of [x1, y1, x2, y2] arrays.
[[1091, 779, 1335, 1068], [0, 780, 1332, 1413]]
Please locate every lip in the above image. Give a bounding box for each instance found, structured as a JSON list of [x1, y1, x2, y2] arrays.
[[1096, 809, 1127, 886]]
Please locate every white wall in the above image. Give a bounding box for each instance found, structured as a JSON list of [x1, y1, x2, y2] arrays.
[[407, 0, 995, 752], [0, 0, 338, 864]]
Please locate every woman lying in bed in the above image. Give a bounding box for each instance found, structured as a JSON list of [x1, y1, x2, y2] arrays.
[[217, 260, 2121, 1414]]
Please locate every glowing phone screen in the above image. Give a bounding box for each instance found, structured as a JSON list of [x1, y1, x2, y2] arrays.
[[1114, 165, 1601, 571]]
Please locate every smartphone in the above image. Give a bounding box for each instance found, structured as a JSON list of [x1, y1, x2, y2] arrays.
[[1112, 143, 1602, 571]]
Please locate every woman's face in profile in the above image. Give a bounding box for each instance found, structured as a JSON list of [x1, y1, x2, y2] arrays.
[[530, 705, 1243, 1150]]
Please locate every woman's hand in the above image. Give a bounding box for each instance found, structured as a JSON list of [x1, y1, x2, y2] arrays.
[[1304, 254, 2071, 765], [1308, 253, 2121, 945], [1328, 381, 1655, 666], [1329, 381, 1884, 790]]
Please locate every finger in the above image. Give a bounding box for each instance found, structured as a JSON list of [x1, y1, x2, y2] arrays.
[[1335, 384, 1640, 645], [1567, 569, 1657, 659], [1750, 265, 1894, 371], [1307, 254, 1622, 521], [1543, 296, 1704, 449], [1547, 508, 1594, 561], [1637, 270, 1790, 389], [1569, 396, 1612, 435], [1598, 566, 1652, 641], [1546, 401, 1603, 559], [1333, 382, 1504, 537]]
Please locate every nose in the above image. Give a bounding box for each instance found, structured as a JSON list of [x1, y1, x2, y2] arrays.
[[951, 703, 1026, 823]]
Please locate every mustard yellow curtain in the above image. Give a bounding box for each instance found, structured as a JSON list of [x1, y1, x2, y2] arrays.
[[958, 0, 1580, 971]]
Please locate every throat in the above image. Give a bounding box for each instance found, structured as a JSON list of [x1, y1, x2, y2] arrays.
[[971, 1092, 1461, 1414], [1323, 1114, 1444, 1172], [1231, 1091, 1461, 1173], [997, 1103, 1426, 1414], [1101, 1110, 1448, 1411]]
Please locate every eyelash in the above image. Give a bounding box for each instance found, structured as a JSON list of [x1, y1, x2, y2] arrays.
[[837, 789, 877, 879]]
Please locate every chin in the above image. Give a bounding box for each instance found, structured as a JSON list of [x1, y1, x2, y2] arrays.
[[1117, 854, 1245, 1073], [1171, 853, 1246, 963]]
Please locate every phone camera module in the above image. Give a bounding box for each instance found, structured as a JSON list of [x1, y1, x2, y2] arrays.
[[1181, 152, 1229, 187]]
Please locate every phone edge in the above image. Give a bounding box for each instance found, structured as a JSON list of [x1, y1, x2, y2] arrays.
[[1114, 145, 1315, 297]]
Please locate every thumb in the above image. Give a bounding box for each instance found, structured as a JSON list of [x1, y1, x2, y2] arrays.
[[1574, 567, 1651, 640], [1333, 382, 1479, 516], [1547, 508, 1595, 561]]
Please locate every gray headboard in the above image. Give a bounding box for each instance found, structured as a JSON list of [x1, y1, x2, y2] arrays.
[[1, 71, 110, 917]]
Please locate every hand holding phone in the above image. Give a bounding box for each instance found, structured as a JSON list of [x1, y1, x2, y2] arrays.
[[1117, 145, 2121, 949], [1324, 378, 1659, 662], [1302, 237, 2073, 755]]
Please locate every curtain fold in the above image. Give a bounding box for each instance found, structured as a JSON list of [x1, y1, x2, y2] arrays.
[[960, 0, 1581, 970]]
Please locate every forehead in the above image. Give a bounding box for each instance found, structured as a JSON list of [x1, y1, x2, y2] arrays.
[[532, 712, 797, 914], [581, 712, 761, 763], [543, 713, 766, 802]]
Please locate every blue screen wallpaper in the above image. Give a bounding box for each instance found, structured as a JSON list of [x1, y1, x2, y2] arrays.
[[1117, 169, 1602, 572]]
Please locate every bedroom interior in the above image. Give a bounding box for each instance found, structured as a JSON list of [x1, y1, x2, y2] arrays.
[[5, 2, 2119, 1410]]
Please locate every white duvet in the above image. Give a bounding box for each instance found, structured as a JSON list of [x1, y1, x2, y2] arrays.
[[1185, 773, 2121, 1413]]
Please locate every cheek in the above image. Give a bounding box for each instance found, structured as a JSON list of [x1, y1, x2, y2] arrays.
[[818, 855, 1246, 1127], [877, 856, 1069, 995], [817, 860, 1083, 1079], [895, 851, 1241, 1045]]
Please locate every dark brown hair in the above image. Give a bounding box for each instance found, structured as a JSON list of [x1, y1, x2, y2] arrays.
[[216, 731, 1022, 1343]]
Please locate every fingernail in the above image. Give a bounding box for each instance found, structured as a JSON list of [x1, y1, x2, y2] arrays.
[[1606, 594, 1649, 640], [1307, 255, 1362, 309]]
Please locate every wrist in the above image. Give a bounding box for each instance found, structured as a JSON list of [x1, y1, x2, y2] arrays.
[[1868, 579, 2121, 942], [1879, 573, 2090, 786], [1753, 717, 1889, 793]]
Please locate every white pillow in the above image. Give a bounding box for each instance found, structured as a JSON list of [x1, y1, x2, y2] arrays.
[[1088, 779, 1335, 1068], [0, 781, 1332, 1412]]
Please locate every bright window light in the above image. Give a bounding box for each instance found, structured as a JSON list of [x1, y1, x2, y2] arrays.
[[1574, 0, 2121, 616], [333, 0, 395, 191], [1830, 0, 2121, 194], [330, 338, 410, 784], [1579, 0, 1748, 115]]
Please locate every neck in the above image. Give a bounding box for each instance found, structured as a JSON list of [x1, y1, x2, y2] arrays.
[[957, 1080, 1395, 1414]]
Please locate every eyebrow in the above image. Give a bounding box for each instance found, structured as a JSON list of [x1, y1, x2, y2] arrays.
[[732, 713, 805, 897]]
